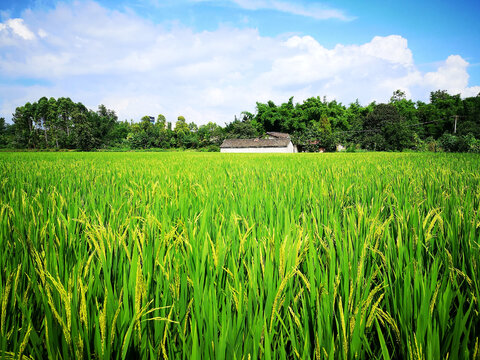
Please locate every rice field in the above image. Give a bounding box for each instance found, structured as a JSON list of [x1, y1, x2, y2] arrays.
[[0, 152, 479, 359]]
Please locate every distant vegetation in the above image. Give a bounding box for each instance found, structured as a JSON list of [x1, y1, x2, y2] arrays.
[[1, 90, 479, 152]]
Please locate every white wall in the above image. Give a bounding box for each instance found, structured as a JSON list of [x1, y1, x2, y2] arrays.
[[221, 141, 297, 153]]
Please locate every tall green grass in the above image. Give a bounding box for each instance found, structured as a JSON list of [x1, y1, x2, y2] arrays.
[[0, 152, 479, 359]]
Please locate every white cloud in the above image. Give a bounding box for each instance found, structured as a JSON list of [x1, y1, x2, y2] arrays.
[[424, 55, 480, 96], [37, 29, 48, 38], [0, 18, 36, 40], [0, 1, 478, 125], [230, 0, 352, 20], [361, 36, 413, 66]]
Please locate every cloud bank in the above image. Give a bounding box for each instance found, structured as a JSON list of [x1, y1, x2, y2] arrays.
[[0, 1, 478, 124]]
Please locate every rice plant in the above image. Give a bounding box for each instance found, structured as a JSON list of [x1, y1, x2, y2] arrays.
[[0, 152, 479, 359]]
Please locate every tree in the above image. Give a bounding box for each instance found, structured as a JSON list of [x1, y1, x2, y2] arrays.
[[198, 122, 224, 146], [12, 103, 36, 148], [390, 89, 406, 103], [0, 118, 7, 147], [255, 100, 283, 132], [173, 116, 191, 147], [128, 130, 151, 149], [73, 108, 95, 151], [47, 97, 59, 148], [128, 117, 156, 149], [10, 97, 126, 149], [36, 96, 50, 147], [292, 116, 336, 152], [174, 116, 189, 134], [139, 116, 151, 128], [109, 120, 131, 147], [92, 105, 118, 148], [156, 114, 166, 130], [362, 104, 413, 151], [6, 89, 477, 152], [57, 97, 75, 141], [224, 119, 259, 139], [458, 94, 480, 138], [390, 90, 421, 138], [424, 90, 462, 138], [344, 100, 366, 145]]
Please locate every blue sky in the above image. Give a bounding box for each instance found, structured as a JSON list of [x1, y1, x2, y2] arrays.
[[1, 0, 479, 124]]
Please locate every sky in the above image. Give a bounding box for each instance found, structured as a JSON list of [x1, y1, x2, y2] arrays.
[[0, 0, 479, 125]]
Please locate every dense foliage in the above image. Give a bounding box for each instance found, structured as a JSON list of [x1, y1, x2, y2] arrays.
[[1, 152, 479, 359], [2, 90, 480, 151]]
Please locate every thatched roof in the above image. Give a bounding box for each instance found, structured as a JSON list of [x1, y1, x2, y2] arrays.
[[220, 138, 291, 148], [266, 132, 291, 139]]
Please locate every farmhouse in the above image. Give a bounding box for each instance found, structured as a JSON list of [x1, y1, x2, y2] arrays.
[[265, 131, 291, 139], [220, 132, 298, 153]]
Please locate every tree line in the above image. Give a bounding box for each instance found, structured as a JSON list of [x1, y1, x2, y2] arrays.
[[1, 90, 479, 152]]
